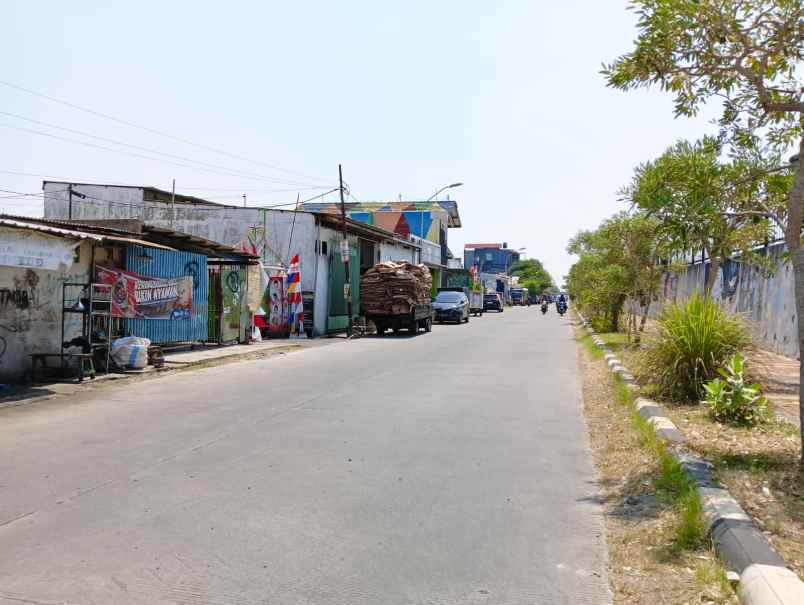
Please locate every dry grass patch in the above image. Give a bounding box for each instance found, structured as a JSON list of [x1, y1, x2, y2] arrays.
[[575, 324, 735, 604], [665, 404, 804, 579]]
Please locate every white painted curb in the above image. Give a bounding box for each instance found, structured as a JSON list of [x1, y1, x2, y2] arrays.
[[574, 310, 804, 604], [739, 565, 804, 605]]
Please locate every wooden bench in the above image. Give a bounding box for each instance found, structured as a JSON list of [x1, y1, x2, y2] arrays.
[[30, 353, 96, 383]]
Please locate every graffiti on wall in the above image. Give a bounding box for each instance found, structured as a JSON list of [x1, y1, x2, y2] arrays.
[[721, 259, 740, 299], [0, 269, 40, 317]]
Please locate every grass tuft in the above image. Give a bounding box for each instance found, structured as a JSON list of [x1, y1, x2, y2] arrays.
[[578, 334, 604, 359], [638, 293, 749, 402]]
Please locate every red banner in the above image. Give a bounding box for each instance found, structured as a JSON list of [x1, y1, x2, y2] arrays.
[[95, 266, 193, 320]]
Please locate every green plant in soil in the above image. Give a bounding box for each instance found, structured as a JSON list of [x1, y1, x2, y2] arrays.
[[704, 352, 769, 426], [639, 294, 749, 402]]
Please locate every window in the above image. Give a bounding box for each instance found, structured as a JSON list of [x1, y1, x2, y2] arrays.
[[485, 252, 493, 261]]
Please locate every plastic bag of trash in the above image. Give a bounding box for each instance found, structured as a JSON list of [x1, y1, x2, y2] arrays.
[[111, 336, 151, 369]]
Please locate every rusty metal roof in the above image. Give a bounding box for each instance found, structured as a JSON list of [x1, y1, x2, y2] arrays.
[[0, 216, 175, 250], [0, 215, 256, 261]]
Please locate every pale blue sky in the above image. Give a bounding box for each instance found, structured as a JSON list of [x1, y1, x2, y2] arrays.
[[1, 1, 720, 283]]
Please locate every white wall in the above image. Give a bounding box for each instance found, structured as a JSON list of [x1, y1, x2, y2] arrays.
[[0, 230, 95, 382], [379, 240, 417, 264], [411, 235, 441, 266]]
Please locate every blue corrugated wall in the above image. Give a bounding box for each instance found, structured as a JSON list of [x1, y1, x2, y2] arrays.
[[124, 245, 209, 343]]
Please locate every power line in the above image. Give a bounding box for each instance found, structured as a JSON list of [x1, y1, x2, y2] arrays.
[[30, 185, 341, 213], [0, 111, 329, 188], [0, 122, 332, 188], [0, 170, 333, 194], [0, 79, 332, 185]]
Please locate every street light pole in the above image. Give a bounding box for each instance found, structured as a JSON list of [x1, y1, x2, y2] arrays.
[[338, 164, 352, 337], [426, 182, 463, 202]]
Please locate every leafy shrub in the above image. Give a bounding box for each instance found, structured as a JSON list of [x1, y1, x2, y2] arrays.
[[640, 293, 749, 401], [704, 352, 768, 426]]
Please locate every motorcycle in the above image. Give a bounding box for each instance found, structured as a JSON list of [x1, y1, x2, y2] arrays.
[[540, 302, 549, 315], [557, 301, 567, 316]]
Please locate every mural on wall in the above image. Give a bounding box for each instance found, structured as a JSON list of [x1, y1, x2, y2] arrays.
[[721, 259, 740, 299], [303, 201, 455, 243], [650, 242, 799, 357]]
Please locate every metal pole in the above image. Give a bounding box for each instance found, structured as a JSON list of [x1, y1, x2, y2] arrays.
[[171, 179, 176, 229], [339, 165, 352, 336], [243, 194, 247, 208], [68, 184, 73, 220]]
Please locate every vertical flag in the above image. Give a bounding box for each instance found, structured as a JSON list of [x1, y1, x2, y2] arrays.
[[286, 254, 304, 335]]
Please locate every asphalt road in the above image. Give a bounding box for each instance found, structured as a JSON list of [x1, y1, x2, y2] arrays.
[[0, 307, 611, 605]]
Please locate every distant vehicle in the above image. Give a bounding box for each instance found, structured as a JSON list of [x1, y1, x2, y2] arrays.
[[510, 288, 526, 306], [469, 290, 484, 316], [433, 291, 470, 324], [483, 292, 503, 312]]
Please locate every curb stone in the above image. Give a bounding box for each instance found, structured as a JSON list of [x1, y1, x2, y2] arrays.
[[739, 565, 804, 604], [574, 311, 804, 604]]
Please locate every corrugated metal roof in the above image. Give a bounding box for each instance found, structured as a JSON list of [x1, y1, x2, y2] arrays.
[[0, 217, 175, 250], [0, 214, 254, 259], [0, 217, 104, 241], [314, 212, 421, 249]]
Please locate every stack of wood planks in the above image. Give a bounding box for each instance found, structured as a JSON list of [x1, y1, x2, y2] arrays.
[[360, 261, 432, 315]]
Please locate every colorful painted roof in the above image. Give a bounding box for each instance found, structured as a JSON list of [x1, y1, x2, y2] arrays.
[[302, 200, 461, 228]]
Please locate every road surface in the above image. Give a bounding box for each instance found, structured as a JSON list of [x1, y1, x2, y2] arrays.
[[0, 307, 610, 604]]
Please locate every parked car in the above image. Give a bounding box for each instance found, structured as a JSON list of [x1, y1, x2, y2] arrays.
[[433, 291, 470, 324], [483, 292, 503, 312], [439, 286, 483, 316]]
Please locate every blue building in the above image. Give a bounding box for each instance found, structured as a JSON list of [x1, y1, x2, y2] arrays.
[[463, 243, 520, 274]]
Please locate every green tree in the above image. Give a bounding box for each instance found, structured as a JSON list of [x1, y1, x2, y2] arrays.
[[509, 259, 555, 294], [623, 137, 775, 294], [604, 0, 804, 462], [567, 212, 665, 336]]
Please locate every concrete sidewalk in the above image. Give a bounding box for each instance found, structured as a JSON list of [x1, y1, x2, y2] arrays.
[[748, 348, 801, 427], [161, 340, 304, 365], [0, 340, 312, 410]]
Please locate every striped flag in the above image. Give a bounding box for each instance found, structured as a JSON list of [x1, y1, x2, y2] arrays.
[[286, 254, 304, 335]]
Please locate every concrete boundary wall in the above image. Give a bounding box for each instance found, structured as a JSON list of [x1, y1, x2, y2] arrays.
[[651, 242, 798, 358]]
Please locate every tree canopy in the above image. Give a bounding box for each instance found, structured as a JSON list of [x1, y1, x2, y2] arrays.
[[567, 212, 665, 333], [509, 259, 555, 295]]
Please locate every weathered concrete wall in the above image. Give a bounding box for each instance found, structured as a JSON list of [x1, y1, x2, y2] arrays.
[[654, 242, 799, 358], [44, 183, 320, 290], [0, 231, 100, 382], [379, 240, 417, 264], [44, 184, 422, 337]]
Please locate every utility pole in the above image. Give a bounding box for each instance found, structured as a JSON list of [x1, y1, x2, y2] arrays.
[[242, 194, 247, 208], [170, 179, 176, 229], [66, 184, 85, 220], [338, 164, 352, 337]]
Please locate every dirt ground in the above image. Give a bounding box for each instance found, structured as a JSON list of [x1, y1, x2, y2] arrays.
[[664, 404, 804, 579], [575, 328, 736, 604], [593, 326, 804, 582]]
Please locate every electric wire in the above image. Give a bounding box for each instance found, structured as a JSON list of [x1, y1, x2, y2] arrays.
[[0, 111, 329, 188], [0, 79, 333, 185], [0, 122, 332, 188]]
